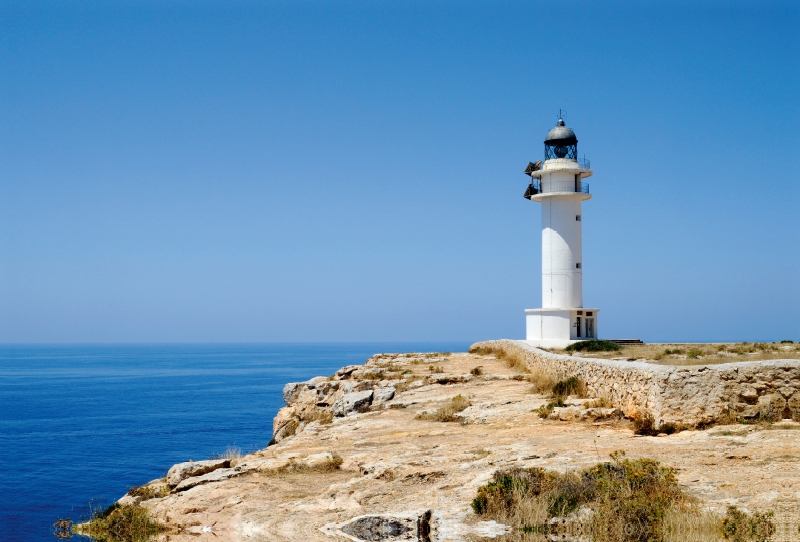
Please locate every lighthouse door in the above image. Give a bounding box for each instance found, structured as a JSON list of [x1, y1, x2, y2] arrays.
[[585, 318, 595, 339]]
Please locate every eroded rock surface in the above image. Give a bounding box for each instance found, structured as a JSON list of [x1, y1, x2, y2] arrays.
[[122, 348, 800, 541], [166, 459, 231, 487]]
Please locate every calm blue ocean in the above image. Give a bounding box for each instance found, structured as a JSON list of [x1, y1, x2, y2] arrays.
[[0, 343, 469, 542]]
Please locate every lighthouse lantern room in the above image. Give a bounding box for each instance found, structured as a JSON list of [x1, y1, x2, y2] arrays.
[[523, 114, 600, 348]]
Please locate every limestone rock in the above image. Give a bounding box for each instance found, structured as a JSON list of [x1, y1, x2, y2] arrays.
[[372, 387, 396, 406], [324, 510, 432, 542], [173, 467, 243, 493], [336, 365, 362, 378], [165, 459, 230, 488], [304, 452, 338, 469], [333, 390, 374, 417], [283, 382, 307, 404]]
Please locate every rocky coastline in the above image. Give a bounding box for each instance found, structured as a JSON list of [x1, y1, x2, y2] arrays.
[[99, 343, 800, 541]]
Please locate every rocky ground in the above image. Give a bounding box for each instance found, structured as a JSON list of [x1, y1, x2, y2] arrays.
[[123, 350, 800, 541]]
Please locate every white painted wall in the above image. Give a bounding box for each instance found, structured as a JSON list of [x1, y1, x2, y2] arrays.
[[541, 190, 583, 308]]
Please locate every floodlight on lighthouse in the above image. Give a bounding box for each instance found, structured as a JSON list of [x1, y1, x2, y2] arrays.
[[524, 160, 542, 176]]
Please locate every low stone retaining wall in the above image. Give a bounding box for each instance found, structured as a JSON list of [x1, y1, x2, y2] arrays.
[[471, 340, 800, 429]]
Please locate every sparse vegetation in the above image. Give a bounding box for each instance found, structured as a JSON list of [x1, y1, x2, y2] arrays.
[[686, 348, 704, 359], [565, 340, 621, 353], [526, 367, 558, 394], [585, 396, 612, 409], [721, 505, 775, 541], [633, 411, 678, 436], [470, 366, 483, 376], [558, 341, 800, 365], [471, 451, 692, 541], [75, 503, 167, 542], [470, 344, 529, 373], [428, 365, 444, 373], [127, 483, 168, 500], [212, 445, 244, 461], [416, 395, 471, 422], [281, 419, 299, 437], [551, 376, 587, 399], [394, 374, 424, 393], [275, 453, 344, 474], [537, 398, 564, 419]]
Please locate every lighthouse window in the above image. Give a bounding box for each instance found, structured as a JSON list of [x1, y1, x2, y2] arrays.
[[576, 263, 582, 269], [576, 215, 581, 221]]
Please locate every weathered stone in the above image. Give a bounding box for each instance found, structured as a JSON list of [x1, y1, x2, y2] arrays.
[[372, 387, 396, 406], [166, 459, 230, 488], [173, 467, 243, 493], [283, 382, 306, 404], [336, 365, 362, 378], [332, 510, 431, 542], [333, 390, 374, 417]]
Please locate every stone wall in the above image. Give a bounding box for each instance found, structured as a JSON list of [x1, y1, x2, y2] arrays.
[[471, 340, 800, 429]]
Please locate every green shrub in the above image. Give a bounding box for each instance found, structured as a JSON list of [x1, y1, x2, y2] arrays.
[[537, 398, 565, 419], [472, 452, 687, 542], [565, 340, 620, 353], [722, 505, 775, 541], [686, 348, 703, 359], [76, 503, 167, 542]]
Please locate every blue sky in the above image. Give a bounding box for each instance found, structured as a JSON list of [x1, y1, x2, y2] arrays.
[[1, 1, 798, 343]]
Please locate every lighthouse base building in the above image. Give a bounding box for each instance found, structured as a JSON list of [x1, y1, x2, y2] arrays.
[[525, 308, 600, 349], [522, 117, 600, 348]]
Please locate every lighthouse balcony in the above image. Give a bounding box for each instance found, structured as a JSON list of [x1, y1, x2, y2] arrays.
[[531, 179, 589, 194], [530, 158, 592, 179]]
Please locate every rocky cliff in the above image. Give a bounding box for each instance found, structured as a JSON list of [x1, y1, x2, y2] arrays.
[[114, 347, 800, 541]]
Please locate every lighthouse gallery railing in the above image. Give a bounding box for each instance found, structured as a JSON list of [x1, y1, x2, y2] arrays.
[[532, 179, 590, 194]]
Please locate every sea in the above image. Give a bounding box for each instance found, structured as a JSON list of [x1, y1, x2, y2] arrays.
[[0, 342, 470, 542]]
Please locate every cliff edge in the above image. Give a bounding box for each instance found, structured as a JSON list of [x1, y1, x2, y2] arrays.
[[116, 347, 800, 541]]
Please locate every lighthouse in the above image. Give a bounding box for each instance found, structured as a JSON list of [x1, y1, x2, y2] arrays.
[[523, 115, 599, 348]]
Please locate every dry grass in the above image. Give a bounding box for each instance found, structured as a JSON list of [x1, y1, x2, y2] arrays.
[[212, 445, 244, 461], [560, 342, 800, 366], [552, 376, 588, 399], [394, 374, 425, 393], [471, 344, 529, 373], [585, 396, 612, 408], [272, 453, 344, 474], [662, 504, 727, 542], [471, 451, 774, 542], [526, 366, 558, 394], [127, 482, 168, 501], [302, 409, 334, 425], [416, 395, 471, 422]]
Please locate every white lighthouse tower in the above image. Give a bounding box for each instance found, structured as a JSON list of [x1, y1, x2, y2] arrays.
[[523, 114, 599, 348]]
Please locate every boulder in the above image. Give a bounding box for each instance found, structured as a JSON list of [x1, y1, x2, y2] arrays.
[[333, 390, 374, 417], [303, 452, 337, 469], [373, 387, 396, 406], [335, 365, 362, 378], [165, 459, 230, 488]]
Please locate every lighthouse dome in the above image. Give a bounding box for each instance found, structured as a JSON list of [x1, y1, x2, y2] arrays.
[[544, 119, 577, 145], [544, 118, 578, 160]]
